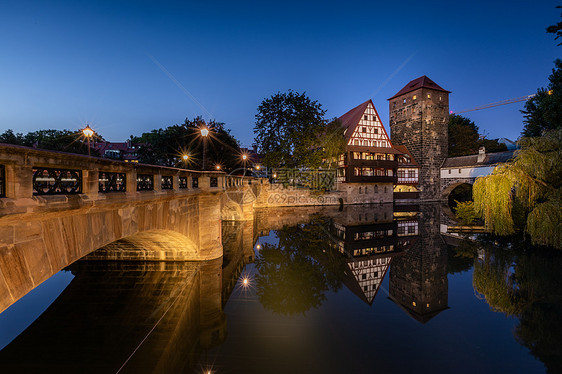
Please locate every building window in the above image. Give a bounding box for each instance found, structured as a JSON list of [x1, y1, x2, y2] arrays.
[[413, 95, 417, 100], [364, 115, 368, 120], [427, 94, 431, 98], [372, 115, 376, 121], [374, 128, 378, 134], [362, 127, 366, 133], [403, 98, 406, 104]]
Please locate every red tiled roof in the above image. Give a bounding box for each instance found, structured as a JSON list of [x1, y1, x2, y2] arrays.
[[338, 99, 392, 145], [388, 75, 450, 100], [338, 100, 371, 139], [392, 145, 419, 166]]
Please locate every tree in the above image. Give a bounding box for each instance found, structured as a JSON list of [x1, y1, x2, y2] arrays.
[[0, 128, 100, 156], [473, 129, 561, 249], [254, 218, 347, 315], [132, 116, 241, 170], [521, 59, 562, 137], [254, 90, 327, 168], [448, 114, 480, 157], [546, 6, 562, 45], [448, 114, 506, 157], [320, 118, 347, 169]]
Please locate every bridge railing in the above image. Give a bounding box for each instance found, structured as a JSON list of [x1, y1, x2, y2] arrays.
[[0, 144, 229, 211]]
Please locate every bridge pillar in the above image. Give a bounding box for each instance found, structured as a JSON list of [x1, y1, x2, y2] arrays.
[[125, 169, 137, 196], [197, 193, 223, 260], [82, 166, 99, 199]]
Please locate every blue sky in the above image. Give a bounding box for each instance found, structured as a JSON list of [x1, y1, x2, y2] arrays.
[[0, 0, 559, 146]]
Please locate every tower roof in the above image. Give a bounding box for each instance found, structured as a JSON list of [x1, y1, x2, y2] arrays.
[[388, 75, 450, 100]]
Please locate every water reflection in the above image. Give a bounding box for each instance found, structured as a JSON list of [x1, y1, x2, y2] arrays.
[[0, 204, 560, 373]]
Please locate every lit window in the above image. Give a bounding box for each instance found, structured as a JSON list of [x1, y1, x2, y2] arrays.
[[413, 95, 417, 100], [403, 98, 406, 104], [427, 94, 431, 98], [412, 301, 417, 306]]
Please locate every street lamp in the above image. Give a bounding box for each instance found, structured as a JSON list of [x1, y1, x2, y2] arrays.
[[182, 154, 189, 168], [82, 125, 94, 156], [200, 126, 209, 170], [215, 164, 221, 170]]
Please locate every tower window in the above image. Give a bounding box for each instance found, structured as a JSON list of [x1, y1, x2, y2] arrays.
[[413, 95, 417, 100]]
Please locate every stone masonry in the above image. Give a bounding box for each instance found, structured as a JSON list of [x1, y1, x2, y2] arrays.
[[389, 77, 450, 201]]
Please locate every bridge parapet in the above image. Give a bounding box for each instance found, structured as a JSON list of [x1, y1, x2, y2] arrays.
[[0, 143, 227, 217]]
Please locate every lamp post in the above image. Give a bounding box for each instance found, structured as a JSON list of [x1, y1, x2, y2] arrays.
[[200, 126, 209, 170], [82, 125, 94, 156]]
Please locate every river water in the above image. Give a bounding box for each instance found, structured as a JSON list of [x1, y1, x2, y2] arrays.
[[0, 204, 559, 373]]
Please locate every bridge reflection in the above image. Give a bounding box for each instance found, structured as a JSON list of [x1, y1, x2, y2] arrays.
[[0, 204, 453, 372]]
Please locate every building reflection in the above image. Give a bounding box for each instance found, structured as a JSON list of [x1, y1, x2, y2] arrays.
[[329, 204, 421, 306], [389, 204, 449, 323], [0, 204, 452, 373]]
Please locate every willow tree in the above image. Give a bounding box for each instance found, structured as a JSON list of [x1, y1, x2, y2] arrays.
[[473, 129, 561, 249]]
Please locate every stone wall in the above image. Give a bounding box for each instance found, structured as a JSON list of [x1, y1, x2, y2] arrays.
[[0, 192, 223, 314], [389, 88, 449, 201]]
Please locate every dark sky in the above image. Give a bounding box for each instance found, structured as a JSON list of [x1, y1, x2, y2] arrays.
[[0, 0, 559, 146]]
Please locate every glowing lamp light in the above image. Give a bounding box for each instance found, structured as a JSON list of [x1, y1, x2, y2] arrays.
[[242, 154, 248, 160], [256, 244, 261, 250], [200, 128, 209, 137], [548, 90, 554, 95], [242, 277, 250, 287], [182, 154, 189, 161], [82, 125, 94, 138], [273, 173, 277, 178], [256, 165, 261, 170], [216, 165, 221, 170]]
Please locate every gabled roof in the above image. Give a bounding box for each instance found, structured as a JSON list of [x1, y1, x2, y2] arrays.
[[388, 75, 451, 100], [442, 150, 515, 168], [338, 99, 391, 143], [338, 100, 371, 139], [393, 145, 419, 166]]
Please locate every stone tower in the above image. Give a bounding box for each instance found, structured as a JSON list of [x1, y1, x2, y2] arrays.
[[388, 76, 450, 201]]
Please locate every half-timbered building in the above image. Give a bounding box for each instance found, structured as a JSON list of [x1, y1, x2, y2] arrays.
[[337, 99, 419, 201]]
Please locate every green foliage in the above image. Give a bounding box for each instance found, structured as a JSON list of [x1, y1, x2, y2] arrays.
[[448, 114, 506, 157], [473, 129, 562, 248], [132, 116, 241, 169], [448, 114, 480, 157], [254, 90, 327, 168], [522, 59, 562, 137], [454, 200, 479, 226], [0, 128, 99, 156], [320, 118, 347, 169]]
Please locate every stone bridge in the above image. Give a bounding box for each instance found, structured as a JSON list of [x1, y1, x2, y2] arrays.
[[0, 143, 258, 313], [439, 149, 515, 200]]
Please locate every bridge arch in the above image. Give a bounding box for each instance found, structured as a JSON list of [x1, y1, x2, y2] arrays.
[[85, 230, 200, 261]]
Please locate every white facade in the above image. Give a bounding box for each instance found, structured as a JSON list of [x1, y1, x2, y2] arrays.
[[440, 166, 495, 179], [347, 102, 391, 148]]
